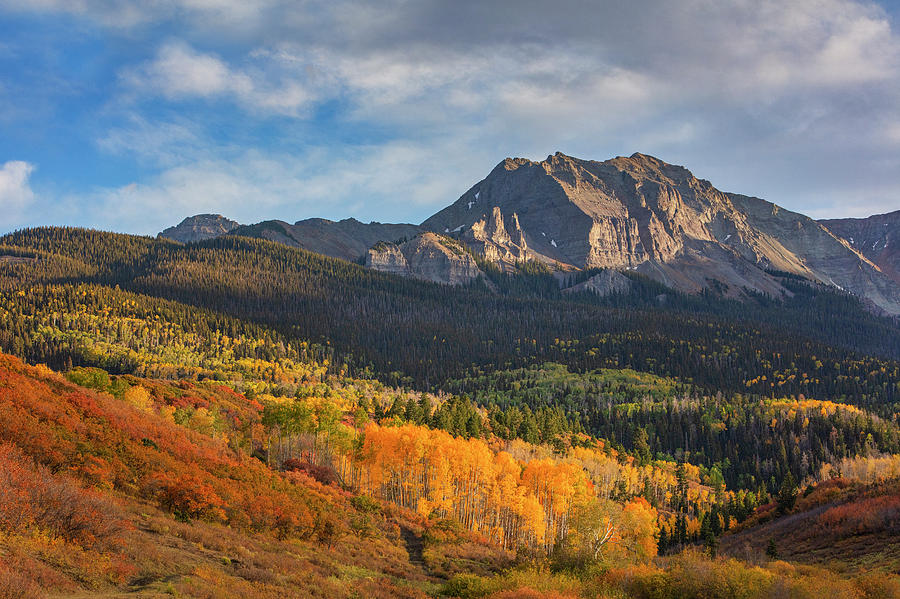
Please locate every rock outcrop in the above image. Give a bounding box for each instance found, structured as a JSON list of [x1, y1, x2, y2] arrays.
[[158, 214, 241, 243], [365, 241, 411, 277], [366, 233, 482, 285]]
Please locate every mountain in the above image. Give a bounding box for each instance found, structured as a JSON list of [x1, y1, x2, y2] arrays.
[[158, 213, 241, 243], [156, 153, 900, 314], [230, 218, 422, 262], [820, 211, 900, 285], [422, 152, 900, 313]]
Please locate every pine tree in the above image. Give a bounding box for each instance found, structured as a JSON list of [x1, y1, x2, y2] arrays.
[[777, 472, 798, 514], [633, 427, 651, 465], [658, 526, 668, 554]]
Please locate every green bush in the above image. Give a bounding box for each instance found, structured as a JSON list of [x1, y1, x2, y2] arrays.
[[350, 494, 381, 514], [65, 367, 111, 392], [440, 573, 491, 598]]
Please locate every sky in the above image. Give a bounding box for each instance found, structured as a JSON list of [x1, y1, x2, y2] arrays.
[[1, 0, 899, 236]]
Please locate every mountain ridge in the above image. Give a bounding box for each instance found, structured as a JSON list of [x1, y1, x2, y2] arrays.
[[156, 152, 900, 314], [820, 210, 900, 286]]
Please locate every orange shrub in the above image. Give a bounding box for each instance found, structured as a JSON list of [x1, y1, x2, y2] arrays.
[[142, 472, 227, 522], [0, 442, 122, 550]]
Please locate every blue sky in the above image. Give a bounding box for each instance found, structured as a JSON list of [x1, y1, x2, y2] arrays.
[[1, 0, 899, 235]]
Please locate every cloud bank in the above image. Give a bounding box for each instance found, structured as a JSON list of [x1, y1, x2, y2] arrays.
[[1, 0, 899, 233]]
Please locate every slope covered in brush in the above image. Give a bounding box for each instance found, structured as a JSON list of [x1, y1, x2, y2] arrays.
[[0, 353, 464, 598]]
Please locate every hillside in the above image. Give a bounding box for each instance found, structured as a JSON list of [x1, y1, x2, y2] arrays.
[[3, 227, 900, 403], [1, 351, 897, 597], [1, 226, 899, 596], [721, 457, 900, 573], [0, 353, 452, 598]]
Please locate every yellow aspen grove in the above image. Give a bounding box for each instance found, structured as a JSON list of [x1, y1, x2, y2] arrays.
[[350, 423, 604, 552]]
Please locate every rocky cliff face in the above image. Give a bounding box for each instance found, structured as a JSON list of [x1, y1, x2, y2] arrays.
[[231, 218, 422, 262], [820, 211, 900, 285], [728, 196, 900, 314], [422, 152, 900, 313], [422, 152, 740, 272], [365, 233, 482, 285], [158, 214, 241, 243], [364, 241, 411, 277]]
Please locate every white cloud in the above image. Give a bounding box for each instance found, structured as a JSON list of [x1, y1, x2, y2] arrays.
[[0, 161, 36, 226], [123, 42, 313, 116], [68, 134, 497, 235], [97, 115, 209, 167], [145, 43, 235, 97]]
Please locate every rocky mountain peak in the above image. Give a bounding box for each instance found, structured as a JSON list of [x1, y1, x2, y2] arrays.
[[158, 214, 241, 243], [421, 152, 900, 313]]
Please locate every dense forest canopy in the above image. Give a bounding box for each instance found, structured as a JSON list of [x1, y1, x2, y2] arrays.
[[2, 227, 899, 403]]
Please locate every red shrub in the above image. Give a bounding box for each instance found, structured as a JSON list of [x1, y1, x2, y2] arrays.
[[818, 494, 900, 534], [0, 563, 45, 599], [0, 355, 353, 542], [243, 492, 316, 539], [142, 472, 227, 522], [0, 443, 122, 550], [282, 458, 340, 487], [487, 590, 575, 599]]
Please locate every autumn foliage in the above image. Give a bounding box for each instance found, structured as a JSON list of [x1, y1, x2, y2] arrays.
[[0, 354, 343, 543], [0, 442, 122, 550], [818, 494, 900, 535], [329, 423, 659, 560]]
